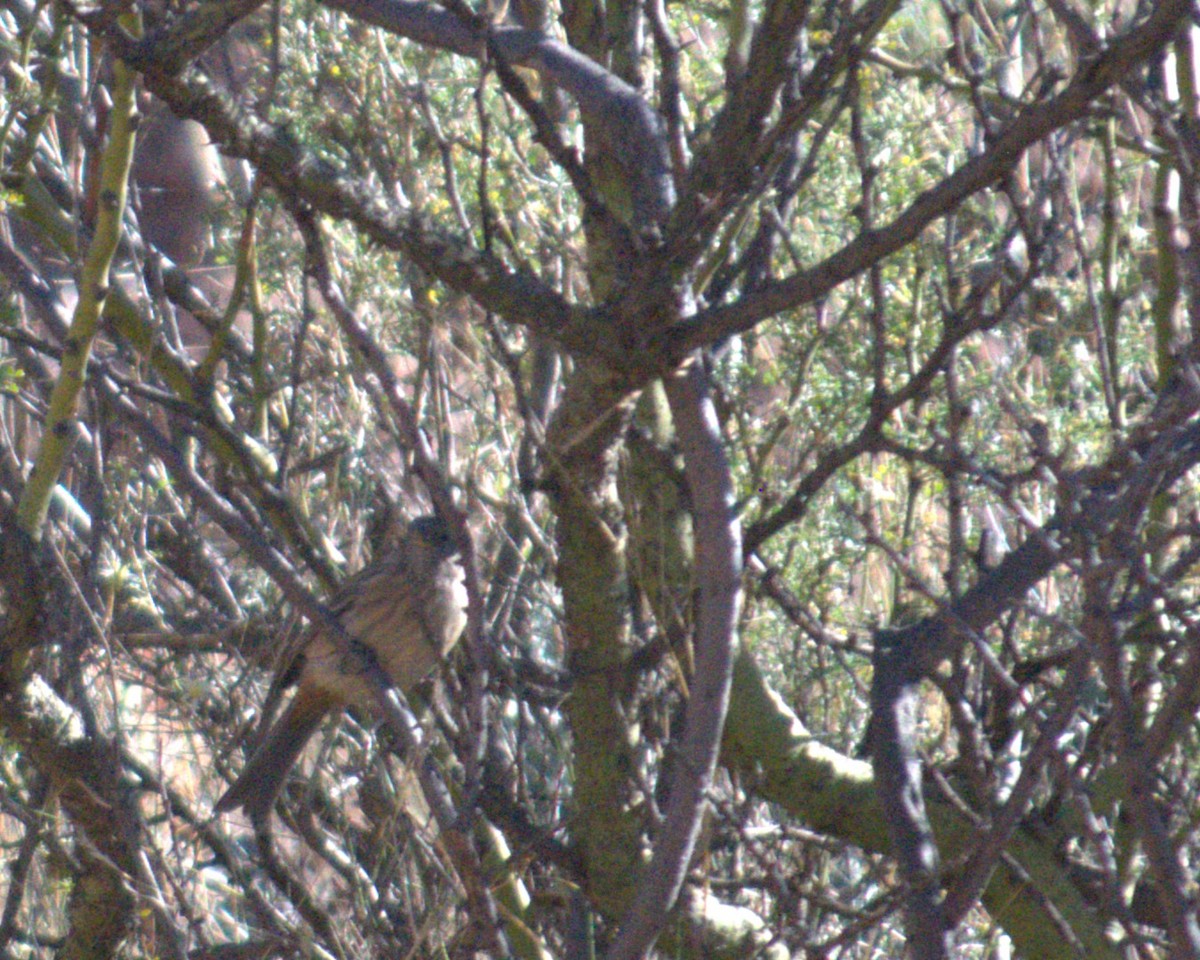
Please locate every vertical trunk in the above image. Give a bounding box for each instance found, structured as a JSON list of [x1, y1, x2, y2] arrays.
[[547, 360, 645, 918]]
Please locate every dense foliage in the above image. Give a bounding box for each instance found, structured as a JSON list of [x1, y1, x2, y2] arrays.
[[3, 0, 1200, 958]]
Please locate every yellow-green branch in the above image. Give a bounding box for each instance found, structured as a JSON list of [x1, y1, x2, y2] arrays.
[[16, 14, 141, 540]]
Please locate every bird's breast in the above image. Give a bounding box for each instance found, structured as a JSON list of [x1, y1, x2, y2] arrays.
[[301, 558, 467, 704]]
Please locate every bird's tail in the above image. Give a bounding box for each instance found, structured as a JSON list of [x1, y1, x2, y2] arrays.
[[214, 688, 338, 817]]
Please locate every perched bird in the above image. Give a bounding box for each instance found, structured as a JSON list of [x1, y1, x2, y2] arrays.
[[215, 515, 468, 817]]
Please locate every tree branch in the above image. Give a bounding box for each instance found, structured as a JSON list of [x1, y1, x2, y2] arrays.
[[865, 366, 1200, 954], [607, 356, 742, 960], [298, 0, 674, 227], [722, 649, 1122, 960], [870, 629, 952, 960], [661, 0, 1189, 359], [127, 0, 269, 75], [84, 25, 600, 356]]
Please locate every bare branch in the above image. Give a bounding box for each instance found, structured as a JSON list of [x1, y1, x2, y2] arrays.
[[606, 355, 742, 960], [661, 0, 1190, 358], [869, 638, 952, 960], [293, 0, 673, 227], [85, 33, 596, 354]]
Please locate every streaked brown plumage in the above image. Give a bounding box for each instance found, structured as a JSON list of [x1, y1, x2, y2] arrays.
[[215, 515, 468, 817]]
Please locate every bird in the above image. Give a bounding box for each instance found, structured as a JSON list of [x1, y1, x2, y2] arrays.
[[214, 514, 468, 817]]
